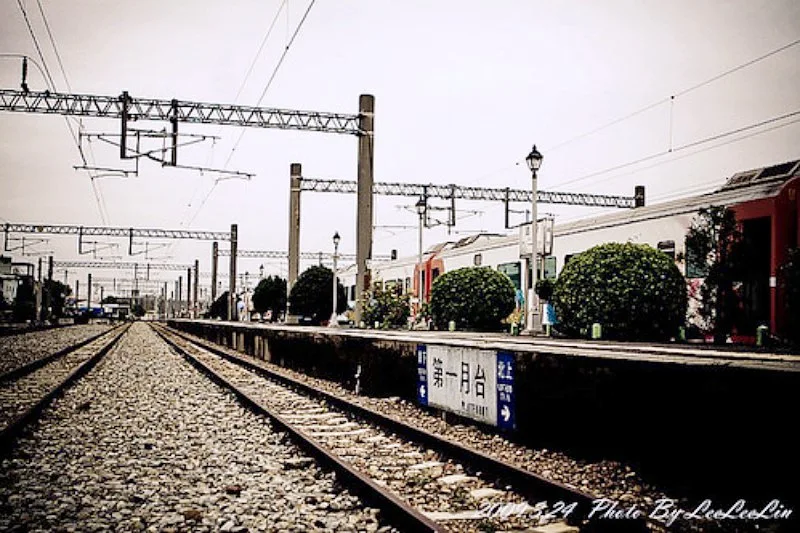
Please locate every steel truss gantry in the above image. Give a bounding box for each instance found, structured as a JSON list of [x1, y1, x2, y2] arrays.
[[4, 223, 229, 240], [217, 249, 391, 262], [54, 261, 191, 271], [0, 89, 362, 135], [299, 177, 640, 209], [1, 86, 372, 321]]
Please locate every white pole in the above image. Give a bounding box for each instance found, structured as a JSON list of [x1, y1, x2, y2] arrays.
[[527, 169, 540, 333], [418, 210, 424, 310], [330, 239, 339, 327]]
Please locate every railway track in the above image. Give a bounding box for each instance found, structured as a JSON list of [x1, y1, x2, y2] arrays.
[[1, 322, 394, 532], [0, 323, 129, 452], [154, 323, 642, 533]]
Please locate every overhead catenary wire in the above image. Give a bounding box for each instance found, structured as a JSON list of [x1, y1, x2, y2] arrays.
[[555, 109, 800, 189], [546, 37, 800, 154], [16, 0, 109, 224], [186, 0, 318, 228]]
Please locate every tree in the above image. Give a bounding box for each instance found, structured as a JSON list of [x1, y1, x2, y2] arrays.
[[779, 248, 800, 345], [207, 291, 230, 319], [685, 206, 747, 343], [44, 279, 71, 319], [251, 275, 287, 321], [12, 279, 37, 322], [363, 285, 410, 328], [553, 242, 687, 341], [288, 265, 346, 325], [429, 267, 515, 331]]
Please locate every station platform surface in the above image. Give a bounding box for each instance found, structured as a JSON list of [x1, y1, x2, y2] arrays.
[[171, 319, 800, 372]]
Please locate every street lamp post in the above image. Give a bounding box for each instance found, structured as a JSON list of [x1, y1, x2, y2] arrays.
[[415, 198, 427, 316], [525, 144, 544, 334], [330, 231, 341, 327]]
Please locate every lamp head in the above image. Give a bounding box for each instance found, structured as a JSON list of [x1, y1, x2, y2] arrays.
[[526, 144, 543, 172], [415, 197, 426, 215]]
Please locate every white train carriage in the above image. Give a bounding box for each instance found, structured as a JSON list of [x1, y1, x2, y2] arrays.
[[340, 160, 800, 336]]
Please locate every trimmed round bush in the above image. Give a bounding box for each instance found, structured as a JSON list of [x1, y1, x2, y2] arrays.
[[430, 267, 515, 331], [288, 265, 347, 325], [553, 242, 688, 340]]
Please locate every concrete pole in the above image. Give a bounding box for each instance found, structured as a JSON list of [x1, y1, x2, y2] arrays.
[[75, 279, 80, 309], [177, 276, 182, 317], [36, 257, 43, 321], [46, 255, 53, 321], [211, 241, 218, 302], [287, 163, 301, 324], [87, 273, 92, 314], [354, 94, 375, 325], [193, 259, 199, 319], [229, 224, 237, 321], [418, 209, 424, 310], [187, 267, 192, 318], [163, 282, 168, 319]]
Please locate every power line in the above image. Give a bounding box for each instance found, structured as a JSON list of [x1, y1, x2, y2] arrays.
[[35, 0, 71, 92], [556, 109, 800, 189], [0, 53, 51, 90], [15, 0, 55, 88], [222, 0, 318, 169], [188, 0, 318, 228], [16, 0, 109, 224], [547, 37, 800, 153]]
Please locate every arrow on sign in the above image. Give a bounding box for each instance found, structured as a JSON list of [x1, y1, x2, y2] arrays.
[[419, 384, 426, 398], [501, 404, 511, 422]]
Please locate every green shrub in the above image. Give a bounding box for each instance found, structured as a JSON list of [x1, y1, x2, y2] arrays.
[[252, 275, 287, 321], [363, 285, 410, 328], [429, 267, 515, 331], [288, 265, 347, 325], [553, 242, 687, 341], [206, 291, 229, 319]]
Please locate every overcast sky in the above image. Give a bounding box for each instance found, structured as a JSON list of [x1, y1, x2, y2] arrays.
[[1, 0, 798, 295]]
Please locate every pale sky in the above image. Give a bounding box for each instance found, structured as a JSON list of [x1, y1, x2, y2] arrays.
[[1, 0, 799, 295]]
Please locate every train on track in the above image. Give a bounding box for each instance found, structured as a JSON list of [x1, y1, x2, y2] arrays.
[[341, 159, 800, 338]]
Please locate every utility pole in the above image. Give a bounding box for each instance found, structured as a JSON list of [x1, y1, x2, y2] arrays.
[[287, 163, 301, 324], [229, 224, 237, 321], [211, 241, 218, 302], [193, 259, 199, 319], [355, 94, 375, 325], [186, 266, 192, 319], [87, 273, 92, 315], [46, 255, 53, 322], [177, 276, 182, 317]]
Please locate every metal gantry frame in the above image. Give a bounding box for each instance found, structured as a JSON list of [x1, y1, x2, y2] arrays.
[[300, 177, 644, 228], [1, 86, 373, 321], [0, 89, 362, 133]]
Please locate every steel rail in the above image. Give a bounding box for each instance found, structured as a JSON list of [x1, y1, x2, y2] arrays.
[[0, 324, 125, 382], [152, 324, 444, 533], [0, 324, 130, 454], [0, 322, 67, 338], [158, 324, 651, 532]]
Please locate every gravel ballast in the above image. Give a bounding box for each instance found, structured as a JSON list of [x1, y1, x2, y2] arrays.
[[0, 322, 387, 532], [0, 324, 113, 375]]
